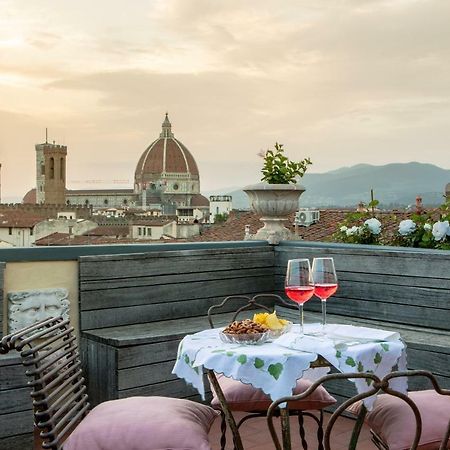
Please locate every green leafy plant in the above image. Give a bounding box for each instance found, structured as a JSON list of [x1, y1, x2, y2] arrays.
[[213, 213, 228, 224], [260, 142, 312, 184]]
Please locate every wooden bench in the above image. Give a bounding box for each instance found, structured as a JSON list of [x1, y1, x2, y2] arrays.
[[275, 242, 450, 404], [80, 246, 276, 405]]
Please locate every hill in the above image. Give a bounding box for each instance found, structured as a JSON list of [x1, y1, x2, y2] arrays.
[[220, 162, 450, 209]]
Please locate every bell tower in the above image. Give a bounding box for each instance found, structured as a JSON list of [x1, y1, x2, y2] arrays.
[[35, 130, 67, 204]]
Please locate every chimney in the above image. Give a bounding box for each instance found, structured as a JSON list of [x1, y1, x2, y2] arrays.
[[415, 196, 423, 214]]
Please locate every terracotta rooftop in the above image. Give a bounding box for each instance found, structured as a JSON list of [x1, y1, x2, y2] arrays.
[[0, 210, 43, 228], [84, 225, 130, 237], [191, 208, 439, 243], [34, 232, 166, 246], [33, 207, 441, 246]]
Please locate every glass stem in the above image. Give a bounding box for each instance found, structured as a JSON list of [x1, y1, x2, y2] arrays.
[[298, 303, 304, 335], [321, 300, 327, 330]]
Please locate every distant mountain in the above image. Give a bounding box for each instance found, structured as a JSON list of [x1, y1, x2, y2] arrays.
[[223, 162, 450, 209]]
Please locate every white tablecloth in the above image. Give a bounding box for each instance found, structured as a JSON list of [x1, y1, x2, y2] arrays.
[[172, 323, 407, 409]]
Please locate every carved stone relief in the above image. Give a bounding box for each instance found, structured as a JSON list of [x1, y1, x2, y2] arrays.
[[7, 288, 70, 333]]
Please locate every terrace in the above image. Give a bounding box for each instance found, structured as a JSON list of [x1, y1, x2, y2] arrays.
[[0, 239, 449, 449]]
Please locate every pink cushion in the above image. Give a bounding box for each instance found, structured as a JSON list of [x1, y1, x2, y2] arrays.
[[347, 390, 450, 450], [211, 375, 336, 411], [64, 396, 219, 450]]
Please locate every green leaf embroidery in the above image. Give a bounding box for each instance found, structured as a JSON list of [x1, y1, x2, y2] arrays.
[[268, 363, 284, 380], [184, 354, 190, 364], [345, 357, 356, 367], [336, 350, 342, 358], [357, 361, 364, 372], [193, 366, 199, 375], [381, 343, 389, 352], [374, 353, 382, 364], [237, 354, 247, 364], [226, 351, 235, 357], [211, 349, 226, 353], [365, 370, 374, 386], [254, 358, 265, 369]]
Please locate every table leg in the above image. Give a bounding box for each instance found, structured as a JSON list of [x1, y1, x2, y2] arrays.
[[207, 370, 244, 450], [280, 408, 291, 450], [348, 404, 367, 450]]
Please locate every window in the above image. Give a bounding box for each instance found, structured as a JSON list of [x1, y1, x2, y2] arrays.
[[138, 227, 142, 236], [104, 199, 108, 205], [123, 199, 128, 205], [85, 199, 89, 205], [30, 227, 34, 236], [41, 165, 45, 175], [147, 228, 152, 236], [8, 227, 12, 235], [173, 183, 179, 190], [66, 200, 71, 205], [60, 157, 65, 180], [49, 157, 55, 179], [143, 227, 146, 236]]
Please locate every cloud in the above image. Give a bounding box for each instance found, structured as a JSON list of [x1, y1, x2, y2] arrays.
[[1, 0, 450, 200]]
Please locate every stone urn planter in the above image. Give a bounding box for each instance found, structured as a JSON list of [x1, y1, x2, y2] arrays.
[[243, 182, 305, 244]]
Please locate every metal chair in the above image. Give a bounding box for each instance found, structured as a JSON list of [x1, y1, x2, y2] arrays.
[[0, 316, 218, 450], [267, 371, 450, 450], [207, 294, 335, 450]]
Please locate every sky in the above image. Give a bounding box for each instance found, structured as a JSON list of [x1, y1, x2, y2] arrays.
[[1, 0, 450, 201]]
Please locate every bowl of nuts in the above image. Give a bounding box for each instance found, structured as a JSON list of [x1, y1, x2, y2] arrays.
[[220, 319, 270, 345]]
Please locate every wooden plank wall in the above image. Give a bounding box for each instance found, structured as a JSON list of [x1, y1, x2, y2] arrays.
[[275, 243, 450, 404], [79, 246, 275, 331], [0, 262, 5, 339], [81, 334, 208, 407], [0, 353, 33, 450], [275, 244, 450, 330]]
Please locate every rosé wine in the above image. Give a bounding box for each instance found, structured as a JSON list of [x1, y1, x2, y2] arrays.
[[285, 286, 315, 304], [314, 283, 338, 300]]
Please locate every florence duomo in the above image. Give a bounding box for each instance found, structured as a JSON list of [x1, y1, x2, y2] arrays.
[[22, 113, 210, 220]]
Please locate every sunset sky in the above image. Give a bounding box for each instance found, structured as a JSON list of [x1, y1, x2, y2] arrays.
[[1, 0, 450, 201]]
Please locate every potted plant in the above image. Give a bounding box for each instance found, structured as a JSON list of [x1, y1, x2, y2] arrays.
[[244, 142, 312, 244]]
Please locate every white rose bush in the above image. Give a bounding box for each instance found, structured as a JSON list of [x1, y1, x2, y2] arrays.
[[335, 215, 382, 245], [335, 198, 450, 250]]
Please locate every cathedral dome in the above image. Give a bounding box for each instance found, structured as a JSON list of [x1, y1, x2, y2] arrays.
[[134, 114, 199, 193], [23, 188, 37, 204]]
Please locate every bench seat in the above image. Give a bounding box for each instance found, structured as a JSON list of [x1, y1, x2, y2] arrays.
[[81, 312, 237, 406]]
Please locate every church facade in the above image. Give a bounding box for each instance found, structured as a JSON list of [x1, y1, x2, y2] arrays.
[[24, 114, 210, 221]]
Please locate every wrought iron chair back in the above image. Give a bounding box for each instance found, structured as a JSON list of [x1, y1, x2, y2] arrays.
[[267, 370, 450, 450], [207, 293, 289, 329], [0, 316, 89, 450]]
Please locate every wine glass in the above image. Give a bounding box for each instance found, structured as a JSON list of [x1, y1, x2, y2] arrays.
[[312, 257, 338, 333], [285, 259, 315, 335]]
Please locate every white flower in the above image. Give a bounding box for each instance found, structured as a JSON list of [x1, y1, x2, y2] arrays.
[[423, 223, 432, 231], [364, 218, 382, 235], [340, 226, 348, 232], [346, 225, 359, 236], [398, 219, 416, 236], [432, 221, 449, 241]]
